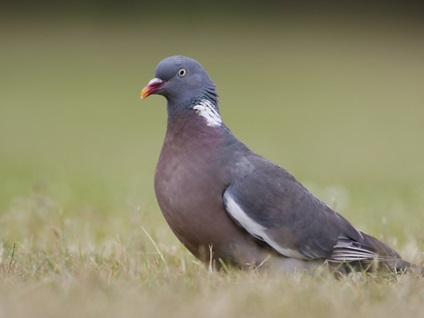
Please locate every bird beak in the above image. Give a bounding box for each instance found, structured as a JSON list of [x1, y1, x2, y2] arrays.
[[140, 78, 165, 99]]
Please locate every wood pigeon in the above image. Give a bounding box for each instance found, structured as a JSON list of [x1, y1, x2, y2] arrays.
[[140, 55, 412, 273]]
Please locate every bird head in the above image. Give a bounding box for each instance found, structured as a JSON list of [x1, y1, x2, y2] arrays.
[[140, 56, 217, 107]]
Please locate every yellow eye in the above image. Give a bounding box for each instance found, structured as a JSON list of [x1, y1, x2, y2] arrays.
[[178, 68, 187, 77]]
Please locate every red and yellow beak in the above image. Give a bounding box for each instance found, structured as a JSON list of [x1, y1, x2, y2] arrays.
[[140, 78, 165, 99]]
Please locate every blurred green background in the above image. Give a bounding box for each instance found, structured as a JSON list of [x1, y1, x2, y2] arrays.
[[1, 1, 424, 250]]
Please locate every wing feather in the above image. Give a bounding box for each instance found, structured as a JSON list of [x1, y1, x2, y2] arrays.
[[222, 153, 406, 270]]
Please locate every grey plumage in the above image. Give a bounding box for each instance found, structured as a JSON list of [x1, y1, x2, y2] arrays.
[[141, 55, 412, 274]]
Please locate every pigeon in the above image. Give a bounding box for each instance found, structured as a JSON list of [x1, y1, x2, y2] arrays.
[[140, 55, 412, 273]]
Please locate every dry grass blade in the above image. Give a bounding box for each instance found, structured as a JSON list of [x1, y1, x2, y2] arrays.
[[141, 226, 169, 273]]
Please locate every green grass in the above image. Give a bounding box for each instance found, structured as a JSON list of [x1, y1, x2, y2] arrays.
[[1, 17, 424, 317]]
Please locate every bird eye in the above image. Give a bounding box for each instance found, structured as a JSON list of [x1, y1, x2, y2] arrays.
[[178, 68, 187, 77]]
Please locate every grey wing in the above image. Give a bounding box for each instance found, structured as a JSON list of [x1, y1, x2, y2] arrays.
[[223, 157, 375, 261]]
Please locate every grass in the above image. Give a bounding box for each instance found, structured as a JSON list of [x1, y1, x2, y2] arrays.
[[1, 16, 424, 317]]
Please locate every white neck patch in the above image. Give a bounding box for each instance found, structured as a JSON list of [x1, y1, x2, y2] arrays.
[[192, 99, 222, 127]]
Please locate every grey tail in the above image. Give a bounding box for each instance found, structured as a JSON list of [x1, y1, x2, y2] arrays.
[[331, 231, 414, 274], [360, 232, 412, 273]]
